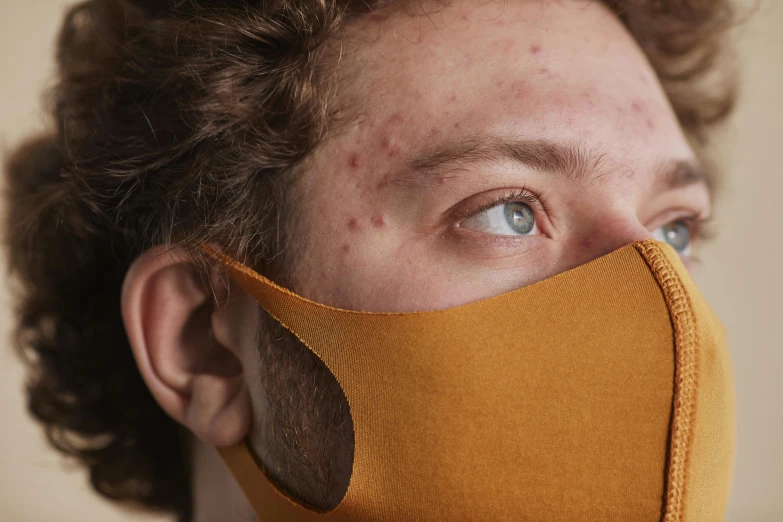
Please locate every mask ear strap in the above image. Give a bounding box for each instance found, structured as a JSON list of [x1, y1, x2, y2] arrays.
[[200, 243, 307, 320], [199, 243, 371, 366]]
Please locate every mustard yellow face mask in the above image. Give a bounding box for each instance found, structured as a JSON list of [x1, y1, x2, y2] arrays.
[[205, 239, 735, 522]]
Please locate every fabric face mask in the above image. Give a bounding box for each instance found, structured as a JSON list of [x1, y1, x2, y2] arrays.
[[204, 239, 735, 522]]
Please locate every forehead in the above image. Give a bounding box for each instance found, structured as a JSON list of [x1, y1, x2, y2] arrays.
[[324, 0, 693, 167]]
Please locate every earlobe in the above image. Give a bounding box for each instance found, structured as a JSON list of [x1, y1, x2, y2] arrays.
[[121, 245, 251, 447]]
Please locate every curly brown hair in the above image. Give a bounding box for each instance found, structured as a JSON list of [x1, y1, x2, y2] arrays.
[[3, 0, 737, 520]]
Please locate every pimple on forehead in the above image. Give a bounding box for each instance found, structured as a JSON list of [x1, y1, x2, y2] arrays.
[[348, 153, 364, 169], [492, 38, 516, 52], [347, 218, 361, 231], [370, 214, 386, 228], [378, 112, 405, 157], [529, 44, 542, 55], [381, 136, 401, 157], [508, 80, 528, 100], [632, 101, 644, 112], [581, 91, 595, 108], [342, 243, 350, 253]]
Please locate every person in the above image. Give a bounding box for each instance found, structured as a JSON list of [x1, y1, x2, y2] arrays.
[[3, 0, 738, 521]]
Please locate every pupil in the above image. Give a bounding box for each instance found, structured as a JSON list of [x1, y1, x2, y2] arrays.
[[665, 221, 690, 253], [504, 202, 535, 234]]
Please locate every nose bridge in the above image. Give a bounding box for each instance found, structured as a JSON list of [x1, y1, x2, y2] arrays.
[[591, 220, 651, 257], [568, 210, 652, 269]]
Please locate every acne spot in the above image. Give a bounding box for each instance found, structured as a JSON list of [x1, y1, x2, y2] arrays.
[[510, 80, 527, 99], [388, 113, 404, 125], [376, 180, 389, 190], [427, 128, 440, 138], [530, 44, 542, 55], [581, 91, 595, 108], [579, 236, 595, 252], [631, 101, 644, 112], [448, 93, 458, 103], [453, 122, 460, 129], [492, 38, 515, 51], [645, 117, 655, 131], [347, 218, 360, 232], [342, 243, 351, 253], [539, 67, 549, 75], [381, 136, 401, 157], [348, 154, 364, 169], [371, 214, 386, 228]]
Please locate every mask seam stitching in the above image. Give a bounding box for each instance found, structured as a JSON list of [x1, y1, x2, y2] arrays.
[[634, 241, 699, 522]]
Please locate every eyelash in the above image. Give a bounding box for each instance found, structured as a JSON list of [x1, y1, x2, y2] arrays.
[[457, 187, 714, 246], [676, 215, 715, 243], [456, 186, 547, 221]]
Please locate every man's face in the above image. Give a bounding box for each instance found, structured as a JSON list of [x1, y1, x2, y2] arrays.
[[288, 0, 709, 312], [235, 0, 712, 510]]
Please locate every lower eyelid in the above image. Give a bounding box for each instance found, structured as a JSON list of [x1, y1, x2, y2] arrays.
[[448, 224, 548, 251]]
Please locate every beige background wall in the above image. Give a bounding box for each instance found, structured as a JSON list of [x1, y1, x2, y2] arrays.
[[0, 1, 780, 521]]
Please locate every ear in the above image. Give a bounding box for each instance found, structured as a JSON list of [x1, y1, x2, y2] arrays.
[[121, 244, 252, 447]]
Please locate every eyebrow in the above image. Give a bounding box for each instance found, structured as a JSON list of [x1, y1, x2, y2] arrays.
[[400, 135, 708, 192]]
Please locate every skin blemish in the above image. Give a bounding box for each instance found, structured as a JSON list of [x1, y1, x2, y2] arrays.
[[448, 93, 458, 103], [645, 117, 655, 131], [492, 38, 515, 52], [348, 154, 364, 169], [371, 214, 386, 228], [530, 44, 542, 55], [376, 180, 389, 190], [510, 80, 527, 99], [380, 135, 401, 157], [347, 218, 360, 232], [453, 122, 460, 129], [581, 91, 595, 108], [342, 243, 351, 253], [388, 113, 404, 125], [579, 236, 596, 252], [631, 101, 644, 112]]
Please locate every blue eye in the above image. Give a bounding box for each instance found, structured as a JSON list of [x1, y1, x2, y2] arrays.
[[652, 220, 692, 255], [461, 202, 539, 236]]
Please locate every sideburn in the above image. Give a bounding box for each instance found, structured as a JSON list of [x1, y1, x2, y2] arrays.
[[251, 306, 355, 512]]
